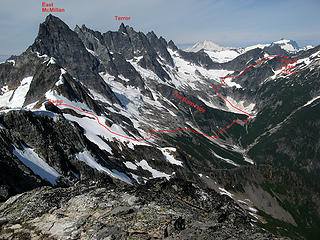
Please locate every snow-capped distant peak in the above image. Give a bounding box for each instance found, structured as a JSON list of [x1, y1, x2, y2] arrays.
[[186, 40, 230, 52], [244, 39, 302, 53], [270, 39, 299, 52], [244, 43, 270, 52], [303, 45, 313, 50], [272, 39, 293, 44]]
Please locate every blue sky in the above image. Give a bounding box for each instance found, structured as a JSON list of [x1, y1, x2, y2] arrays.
[[0, 0, 319, 55]]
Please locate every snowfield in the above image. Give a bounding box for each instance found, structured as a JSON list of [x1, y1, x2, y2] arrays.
[[136, 160, 171, 180], [13, 144, 61, 185], [161, 147, 183, 166], [0, 76, 33, 108], [76, 150, 131, 184], [204, 49, 240, 63]]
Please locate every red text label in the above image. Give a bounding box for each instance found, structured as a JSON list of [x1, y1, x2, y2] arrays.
[[281, 58, 297, 75], [48, 99, 63, 104], [42, 2, 65, 12], [173, 91, 205, 112], [115, 16, 131, 21]]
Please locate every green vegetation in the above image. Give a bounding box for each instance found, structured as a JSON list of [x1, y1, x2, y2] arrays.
[[256, 209, 302, 239], [260, 178, 320, 240], [257, 201, 320, 240]]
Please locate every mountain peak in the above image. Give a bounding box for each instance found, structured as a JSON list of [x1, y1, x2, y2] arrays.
[[270, 39, 299, 52], [44, 14, 55, 21], [168, 40, 178, 51], [186, 40, 230, 52], [36, 15, 71, 39], [32, 15, 74, 51], [118, 23, 127, 33], [44, 14, 65, 25], [74, 24, 81, 31]]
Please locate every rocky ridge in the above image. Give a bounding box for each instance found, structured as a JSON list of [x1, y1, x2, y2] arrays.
[[0, 178, 288, 240]]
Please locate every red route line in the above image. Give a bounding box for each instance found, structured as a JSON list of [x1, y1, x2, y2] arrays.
[[53, 55, 289, 141]]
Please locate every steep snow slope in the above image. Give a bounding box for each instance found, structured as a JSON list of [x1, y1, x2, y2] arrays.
[[13, 144, 61, 185], [0, 77, 33, 108]]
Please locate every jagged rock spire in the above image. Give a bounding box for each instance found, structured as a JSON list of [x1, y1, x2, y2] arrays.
[[118, 23, 127, 34]]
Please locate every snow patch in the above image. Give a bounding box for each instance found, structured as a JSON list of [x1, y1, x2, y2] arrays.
[[245, 44, 270, 52], [86, 48, 98, 56], [248, 207, 258, 213], [47, 57, 56, 65], [218, 187, 233, 198], [118, 74, 130, 82], [130, 173, 140, 184], [204, 49, 240, 63], [303, 96, 320, 107], [44, 90, 90, 111], [100, 72, 155, 140], [13, 144, 61, 185], [271, 39, 299, 52], [167, 48, 233, 89], [35, 52, 49, 59], [225, 96, 255, 115], [161, 147, 183, 166], [55, 69, 66, 86], [70, 170, 80, 179], [46, 89, 150, 152], [63, 113, 114, 154], [136, 160, 170, 180], [270, 68, 283, 81], [128, 59, 163, 82], [186, 40, 230, 52], [0, 76, 33, 108], [1, 85, 9, 94], [6, 60, 15, 66], [223, 77, 242, 88], [76, 150, 131, 184], [243, 156, 254, 165], [124, 161, 138, 170], [211, 151, 239, 167], [237, 199, 248, 205], [25, 101, 38, 110]]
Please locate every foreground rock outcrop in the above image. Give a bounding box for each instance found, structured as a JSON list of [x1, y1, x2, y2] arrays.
[[0, 178, 288, 240]]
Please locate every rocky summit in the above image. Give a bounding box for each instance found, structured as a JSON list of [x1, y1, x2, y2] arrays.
[[0, 14, 320, 239]]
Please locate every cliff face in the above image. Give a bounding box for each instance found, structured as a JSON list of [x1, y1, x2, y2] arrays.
[[29, 15, 120, 105]]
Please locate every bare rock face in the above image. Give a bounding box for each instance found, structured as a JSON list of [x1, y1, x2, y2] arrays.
[[75, 22, 172, 82], [0, 178, 288, 240], [29, 14, 120, 105], [75, 24, 154, 97]]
